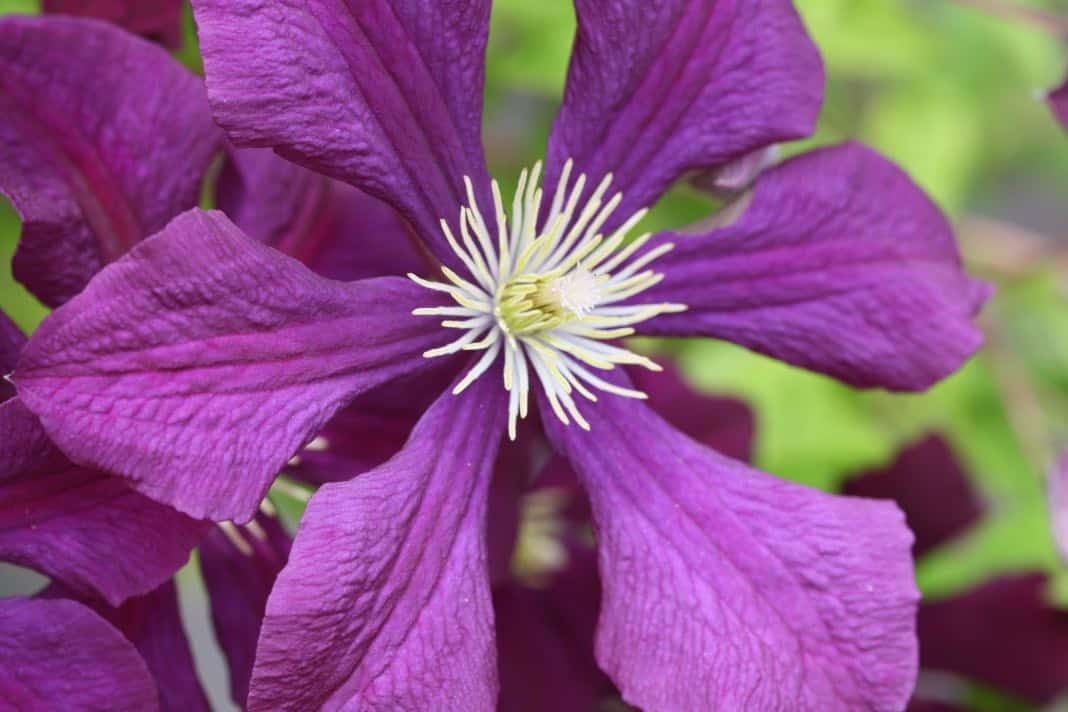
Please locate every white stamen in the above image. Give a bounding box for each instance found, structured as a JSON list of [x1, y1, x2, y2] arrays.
[[410, 158, 685, 438]]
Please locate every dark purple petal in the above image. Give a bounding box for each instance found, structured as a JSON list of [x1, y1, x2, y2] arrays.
[[844, 435, 984, 557], [1048, 75, 1068, 131], [0, 310, 25, 402], [0, 397, 208, 606], [628, 362, 754, 462], [217, 147, 428, 281], [45, 581, 211, 712], [0, 15, 220, 307], [192, 0, 492, 265], [918, 573, 1068, 704], [199, 511, 292, 708], [249, 374, 505, 711], [543, 386, 919, 710], [14, 209, 449, 522], [42, 0, 184, 48], [0, 597, 159, 710], [636, 143, 990, 390], [545, 0, 822, 229], [906, 701, 967, 712]]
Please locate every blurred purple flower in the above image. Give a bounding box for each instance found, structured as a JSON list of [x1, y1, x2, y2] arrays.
[[846, 435, 1068, 710], [1048, 74, 1068, 131], [42, 0, 184, 48], [8, 2, 991, 709]]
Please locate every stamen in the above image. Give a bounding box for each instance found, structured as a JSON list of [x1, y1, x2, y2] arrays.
[[409, 158, 686, 438]]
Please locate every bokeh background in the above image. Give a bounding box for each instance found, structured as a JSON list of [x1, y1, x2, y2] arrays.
[[3, 1, 1068, 710]]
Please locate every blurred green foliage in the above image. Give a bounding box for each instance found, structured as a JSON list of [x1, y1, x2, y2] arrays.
[[3, 6, 1068, 708]]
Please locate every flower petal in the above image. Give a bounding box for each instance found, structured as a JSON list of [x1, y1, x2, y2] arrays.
[[42, 581, 211, 712], [629, 362, 754, 462], [192, 0, 492, 263], [199, 512, 292, 708], [542, 385, 919, 710], [248, 374, 505, 711], [0, 397, 208, 606], [918, 574, 1068, 705], [13, 209, 449, 522], [1048, 448, 1068, 566], [1048, 75, 1068, 131], [844, 435, 984, 557], [0, 596, 160, 711], [545, 0, 821, 227], [42, 0, 184, 47], [636, 143, 990, 390], [217, 147, 427, 281], [0, 310, 25, 402], [0, 15, 220, 307]]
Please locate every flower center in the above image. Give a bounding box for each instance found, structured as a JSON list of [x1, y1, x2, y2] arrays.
[[409, 159, 686, 439]]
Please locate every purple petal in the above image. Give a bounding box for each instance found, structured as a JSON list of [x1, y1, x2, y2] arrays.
[[628, 362, 755, 462], [0, 597, 159, 710], [0, 310, 25, 402], [217, 147, 427, 281], [0, 15, 220, 307], [1048, 448, 1068, 565], [636, 142, 990, 390], [918, 573, 1068, 704], [42, 0, 184, 48], [13, 209, 448, 522], [1048, 75, 1068, 131], [0, 397, 208, 606], [248, 374, 505, 711], [845, 435, 984, 557], [199, 512, 292, 708], [542, 386, 919, 710], [43, 581, 211, 712], [545, 0, 822, 228], [192, 0, 492, 264]]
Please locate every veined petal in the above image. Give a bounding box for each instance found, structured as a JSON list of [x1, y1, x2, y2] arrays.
[[545, 0, 822, 229], [0, 16, 220, 307], [42, 0, 184, 48], [635, 143, 990, 390], [0, 397, 208, 607], [217, 147, 427, 281], [0, 597, 160, 711], [844, 435, 983, 557], [199, 512, 291, 708], [918, 574, 1068, 705], [248, 373, 506, 711], [192, 0, 492, 266], [13, 209, 448, 522], [42, 581, 211, 712], [543, 382, 919, 711]]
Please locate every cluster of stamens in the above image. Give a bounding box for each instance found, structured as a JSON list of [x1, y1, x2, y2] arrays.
[[409, 159, 685, 438]]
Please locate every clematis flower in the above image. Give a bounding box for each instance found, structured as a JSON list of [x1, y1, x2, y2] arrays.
[[846, 436, 1068, 710], [41, 0, 185, 48], [11, 1, 990, 708]]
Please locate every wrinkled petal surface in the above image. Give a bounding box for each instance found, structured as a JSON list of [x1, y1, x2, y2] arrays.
[[918, 573, 1068, 705], [217, 147, 426, 281], [543, 384, 919, 711], [0, 397, 207, 606], [43, 0, 184, 47], [0, 597, 159, 711], [249, 374, 505, 711], [844, 435, 983, 557], [0, 310, 25, 401], [192, 0, 492, 264], [636, 143, 989, 390], [0, 16, 219, 306], [546, 0, 821, 228], [14, 209, 448, 522], [199, 511, 291, 707]]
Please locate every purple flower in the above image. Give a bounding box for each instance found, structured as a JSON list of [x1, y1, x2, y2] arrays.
[[846, 436, 1068, 709], [1048, 74, 1068, 131], [9, 1, 990, 708], [41, 0, 185, 48]]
